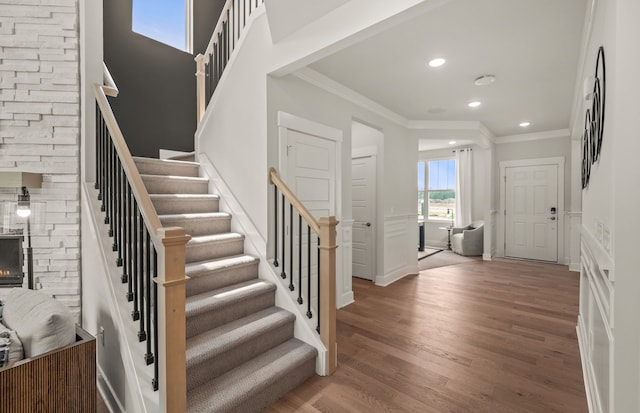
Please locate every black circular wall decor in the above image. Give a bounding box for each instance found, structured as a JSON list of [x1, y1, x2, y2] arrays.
[[582, 46, 606, 189]]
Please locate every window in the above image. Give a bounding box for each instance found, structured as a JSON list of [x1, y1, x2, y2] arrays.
[[132, 0, 192, 52], [418, 159, 456, 221]]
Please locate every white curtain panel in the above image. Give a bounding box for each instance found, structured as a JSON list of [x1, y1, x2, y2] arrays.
[[455, 149, 473, 227]]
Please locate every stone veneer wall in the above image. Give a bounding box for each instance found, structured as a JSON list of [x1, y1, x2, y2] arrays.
[[0, 1, 81, 319]]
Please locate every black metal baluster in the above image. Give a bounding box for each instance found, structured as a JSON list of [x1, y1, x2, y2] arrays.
[[316, 236, 320, 332], [217, 32, 222, 83], [145, 233, 154, 365], [132, 200, 140, 318], [100, 119, 106, 210], [289, 203, 294, 291], [117, 160, 124, 267], [126, 184, 133, 293], [297, 214, 302, 301], [307, 225, 311, 317], [273, 186, 279, 267], [104, 138, 111, 225], [111, 154, 118, 250], [280, 195, 286, 279], [138, 216, 146, 342], [121, 179, 129, 282], [109, 142, 115, 237], [152, 249, 159, 391], [95, 103, 100, 190], [207, 53, 213, 101]]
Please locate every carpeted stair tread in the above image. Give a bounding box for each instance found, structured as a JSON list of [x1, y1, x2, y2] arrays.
[[185, 279, 276, 319], [133, 156, 200, 177], [186, 233, 245, 263], [185, 307, 296, 390], [186, 254, 259, 295], [149, 194, 219, 215], [187, 338, 317, 413], [160, 212, 232, 236], [141, 174, 209, 194]]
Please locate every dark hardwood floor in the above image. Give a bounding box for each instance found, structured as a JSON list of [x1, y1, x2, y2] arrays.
[[266, 258, 588, 413]]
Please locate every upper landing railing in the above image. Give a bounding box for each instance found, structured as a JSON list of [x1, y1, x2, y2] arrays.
[[194, 0, 265, 123]]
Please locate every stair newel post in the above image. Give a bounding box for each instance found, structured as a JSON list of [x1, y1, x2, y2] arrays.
[[318, 216, 338, 375], [194, 54, 206, 125], [155, 227, 191, 413]]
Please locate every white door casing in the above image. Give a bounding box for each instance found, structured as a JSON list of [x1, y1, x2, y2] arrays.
[[498, 157, 565, 263], [351, 155, 376, 280], [505, 164, 558, 261]]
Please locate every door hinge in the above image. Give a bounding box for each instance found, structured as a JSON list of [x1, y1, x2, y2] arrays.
[[286, 145, 293, 156]]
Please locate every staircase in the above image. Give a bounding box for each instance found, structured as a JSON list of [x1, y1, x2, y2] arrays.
[[134, 156, 317, 413]]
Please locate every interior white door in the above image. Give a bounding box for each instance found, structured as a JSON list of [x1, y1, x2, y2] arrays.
[[505, 164, 558, 262], [351, 156, 375, 280], [285, 129, 336, 219]]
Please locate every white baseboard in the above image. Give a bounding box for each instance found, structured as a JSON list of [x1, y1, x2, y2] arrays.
[[375, 265, 412, 287], [338, 291, 354, 308], [97, 367, 124, 413], [569, 263, 581, 272], [482, 253, 492, 261]]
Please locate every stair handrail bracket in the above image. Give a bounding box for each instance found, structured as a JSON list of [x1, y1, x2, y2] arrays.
[[269, 168, 338, 375], [94, 64, 189, 413]]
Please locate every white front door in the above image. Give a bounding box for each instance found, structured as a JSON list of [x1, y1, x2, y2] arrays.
[[505, 164, 558, 262], [351, 156, 375, 280]]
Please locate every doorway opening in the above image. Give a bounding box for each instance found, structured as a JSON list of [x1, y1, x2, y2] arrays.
[[351, 121, 382, 281]]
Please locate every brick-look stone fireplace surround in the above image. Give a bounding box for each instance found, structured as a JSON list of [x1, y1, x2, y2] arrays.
[[0, 0, 81, 319]]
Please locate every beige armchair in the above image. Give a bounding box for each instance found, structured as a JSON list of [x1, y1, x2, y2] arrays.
[[451, 221, 484, 256]]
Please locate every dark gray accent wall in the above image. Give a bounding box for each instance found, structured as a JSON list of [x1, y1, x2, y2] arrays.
[[104, 0, 225, 158]]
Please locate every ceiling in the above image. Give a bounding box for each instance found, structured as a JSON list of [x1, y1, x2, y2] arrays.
[[309, 0, 588, 145]]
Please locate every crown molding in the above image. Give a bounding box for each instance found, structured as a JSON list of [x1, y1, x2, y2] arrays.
[[494, 128, 571, 145], [293, 67, 409, 127]]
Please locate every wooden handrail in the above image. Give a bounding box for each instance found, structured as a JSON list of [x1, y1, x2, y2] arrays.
[[94, 84, 163, 244], [269, 168, 321, 235]]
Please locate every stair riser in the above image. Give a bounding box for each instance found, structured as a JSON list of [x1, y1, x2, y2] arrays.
[[186, 239, 244, 263], [151, 198, 219, 215], [187, 320, 294, 390], [135, 161, 199, 177], [143, 178, 208, 194], [186, 291, 275, 338], [187, 262, 259, 297], [160, 217, 231, 237]]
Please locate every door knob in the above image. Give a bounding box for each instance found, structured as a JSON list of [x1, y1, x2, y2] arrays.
[[366, 222, 371, 227], [548, 217, 556, 221]]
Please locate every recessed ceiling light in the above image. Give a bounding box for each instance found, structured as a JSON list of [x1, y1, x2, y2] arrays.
[[474, 75, 496, 86], [519, 121, 531, 127], [449, 141, 457, 145], [428, 58, 446, 68], [468, 101, 481, 108]]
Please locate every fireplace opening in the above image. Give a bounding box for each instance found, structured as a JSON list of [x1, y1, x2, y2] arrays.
[[0, 235, 24, 287]]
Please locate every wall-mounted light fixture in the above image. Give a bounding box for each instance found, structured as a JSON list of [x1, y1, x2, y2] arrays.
[[16, 187, 31, 218]]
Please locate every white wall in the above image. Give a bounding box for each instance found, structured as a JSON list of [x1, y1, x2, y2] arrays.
[[575, 0, 640, 411], [0, 0, 81, 317]]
